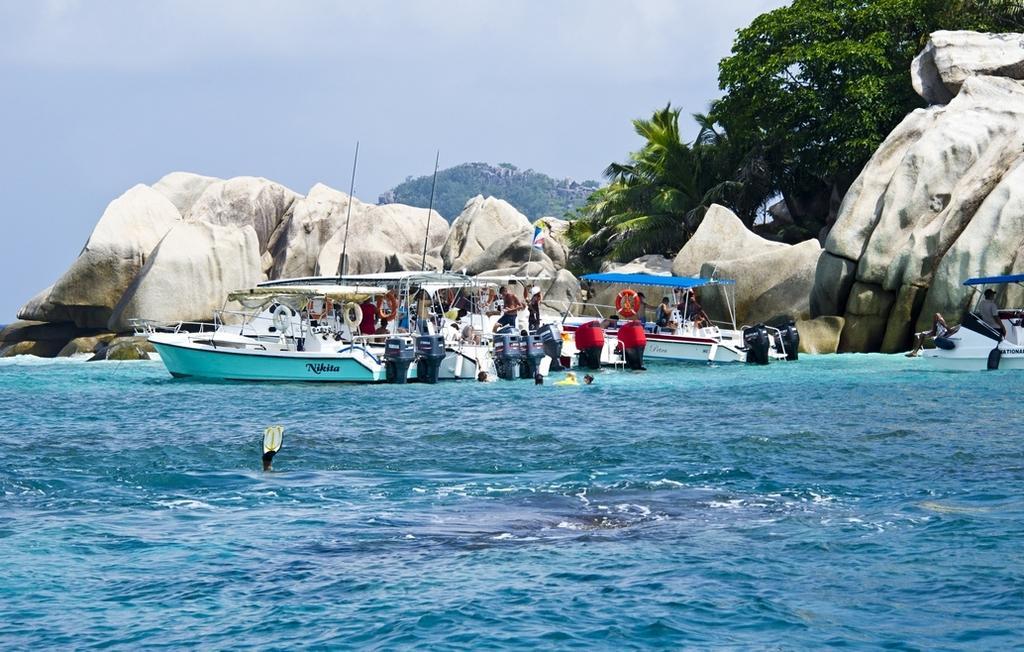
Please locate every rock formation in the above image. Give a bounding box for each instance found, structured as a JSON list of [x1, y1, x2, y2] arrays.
[[813, 31, 1024, 352], [912, 30, 1024, 105], [671, 204, 822, 326], [17, 185, 182, 329], [108, 220, 263, 331], [441, 196, 533, 271]]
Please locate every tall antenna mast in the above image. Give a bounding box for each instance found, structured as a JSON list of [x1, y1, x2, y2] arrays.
[[338, 141, 360, 277], [420, 151, 440, 271]]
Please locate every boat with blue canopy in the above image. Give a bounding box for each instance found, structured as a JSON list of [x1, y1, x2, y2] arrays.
[[921, 274, 1024, 370], [561, 272, 799, 366]]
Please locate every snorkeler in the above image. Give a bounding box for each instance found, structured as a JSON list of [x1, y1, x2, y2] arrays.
[[262, 425, 284, 471]]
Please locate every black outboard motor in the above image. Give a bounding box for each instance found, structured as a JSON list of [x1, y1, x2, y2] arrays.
[[384, 337, 415, 383], [743, 324, 771, 365], [536, 323, 564, 371], [776, 321, 800, 361], [521, 334, 546, 378], [415, 334, 446, 384], [493, 333, 523, 380]]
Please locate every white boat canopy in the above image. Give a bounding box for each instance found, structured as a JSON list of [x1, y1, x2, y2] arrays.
[[581, 272, 736, 287], [227, 284, 385, 306]]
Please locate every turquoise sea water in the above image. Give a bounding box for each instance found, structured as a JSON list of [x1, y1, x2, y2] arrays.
[[1, 355, 1022, 649]]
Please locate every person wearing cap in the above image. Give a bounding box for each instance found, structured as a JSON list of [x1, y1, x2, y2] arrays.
[[526, 285, 542, 331], [977, 288, 1005, 337]]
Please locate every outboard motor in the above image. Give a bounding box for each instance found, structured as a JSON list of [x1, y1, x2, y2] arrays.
[[493, 333, 523, 380], [536, 323, 564, 371], [415, 333, 446, 384], [616, 321, 647, 370], [384, 336, 415, 383], [776, 321, 800, 361], [743, 324, 771, 365], [574, 321, 605, 370], [521, 334, 546, 378]]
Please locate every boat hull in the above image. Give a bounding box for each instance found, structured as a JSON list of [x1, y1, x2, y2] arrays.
[[151, 337, 385, 382]]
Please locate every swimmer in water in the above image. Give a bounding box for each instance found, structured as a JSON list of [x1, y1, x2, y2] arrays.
[[583, 374, 594, 385]]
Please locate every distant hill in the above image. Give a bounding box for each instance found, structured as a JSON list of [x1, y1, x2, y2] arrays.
[[378, 162, 600, 221]]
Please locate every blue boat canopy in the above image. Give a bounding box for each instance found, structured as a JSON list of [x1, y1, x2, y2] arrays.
[[963, 274, 1024, 286], [581, 272, 735, 287]]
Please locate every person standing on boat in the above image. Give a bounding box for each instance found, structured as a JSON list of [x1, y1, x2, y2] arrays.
[[526, 286, 542, 331], [636, 292, 650, 328], [977, 289, 1005, 337], [498, 286, 524, 330]]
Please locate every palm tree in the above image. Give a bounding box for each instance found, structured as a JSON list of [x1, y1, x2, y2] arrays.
[[567, 104, 767, 271]]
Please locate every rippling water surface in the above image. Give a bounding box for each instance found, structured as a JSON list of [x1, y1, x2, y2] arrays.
[[1, 355, 1022, 648]]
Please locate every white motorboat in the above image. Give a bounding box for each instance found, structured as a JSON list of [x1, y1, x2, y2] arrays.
[[562, 272, 799, 368], [922, 274, 1024, 370], [138, 272, 505, 383]]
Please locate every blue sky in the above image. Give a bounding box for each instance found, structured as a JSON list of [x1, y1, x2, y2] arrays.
[[0, 0, 786, 323]]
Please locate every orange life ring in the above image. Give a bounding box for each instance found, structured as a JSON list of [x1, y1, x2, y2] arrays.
[[377, 292, 399, 320], [615, 289, 640, 318], [307, 298, 332, 320]]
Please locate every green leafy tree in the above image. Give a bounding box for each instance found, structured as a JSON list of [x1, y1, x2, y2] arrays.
[[567, 105, 758, 271], [712, 0, 1018, 241]]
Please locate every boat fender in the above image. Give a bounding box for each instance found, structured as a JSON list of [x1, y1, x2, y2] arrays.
[[615, 289, 640, 318], [343, 302, 362, 333], [272, 304, 292, 336], [378, 292, 399, 320], [987, 347, 1001, 370]]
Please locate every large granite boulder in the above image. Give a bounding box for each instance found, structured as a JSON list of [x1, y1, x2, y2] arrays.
[[463, 228, 557, 276], [600, 254, 674, 275], [698, 239, 822, 326], [270, 184, 374, 279], [0, 320, 85, 344], [185, 176, 299, 254], [912, 30, 1024, 105], [795, 316, 845, 354], [151, 172, 221, 216], [17, 185, 181, 329], [441, 196, 532, 271], [672, 204, 787, 277], [58, 333, 116, 357], [813, 37, 1024, 352], [108, 221, 262, 330], [316, 203, 448, 276]]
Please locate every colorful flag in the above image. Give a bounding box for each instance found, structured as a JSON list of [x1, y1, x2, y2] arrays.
[[531, 225, 545, 250]]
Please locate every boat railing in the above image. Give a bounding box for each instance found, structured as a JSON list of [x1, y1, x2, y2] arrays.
[[129, 318, 220, 336]]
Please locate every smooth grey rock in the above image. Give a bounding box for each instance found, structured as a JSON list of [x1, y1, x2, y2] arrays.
[[673, 204, 786, 277], [108, 221, 263, 330], [811, 252, 857, 317], [698, 239, 822, 325], [795, 316, 845, 354], [17, 185, 182, 328], [186, 176, 299, 253], [442, 196, 532, 271], [152, 171, 221, 216], [912, 30, 1024, 105], [317, 203, 447, 276]]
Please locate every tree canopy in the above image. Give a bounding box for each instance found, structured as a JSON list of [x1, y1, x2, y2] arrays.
[[712, 0, 1020, 240], [568, 0, 1024, 271]]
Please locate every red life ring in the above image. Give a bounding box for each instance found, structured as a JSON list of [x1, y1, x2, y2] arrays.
[[377, 292, 399, 320], [615, 289, 640, 318]]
